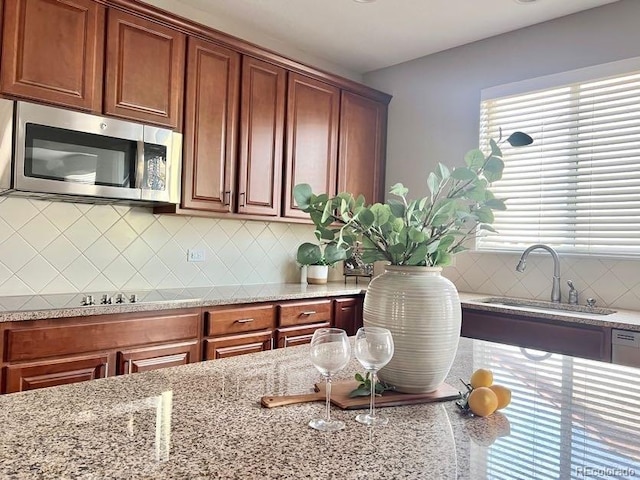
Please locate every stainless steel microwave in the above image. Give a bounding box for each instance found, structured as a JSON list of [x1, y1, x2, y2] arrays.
[[0, 99, 182, 204]]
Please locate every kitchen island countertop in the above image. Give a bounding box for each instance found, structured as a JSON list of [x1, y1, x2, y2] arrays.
[[1, 336, 638, 479]]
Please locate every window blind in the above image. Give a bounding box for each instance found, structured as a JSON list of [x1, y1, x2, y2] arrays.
[[477, 65, 640, 256], [472, 342, 640, 479]]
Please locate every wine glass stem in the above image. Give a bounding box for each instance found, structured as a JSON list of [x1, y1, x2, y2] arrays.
[[325, 376, 332, 422], [369, 369, 377, 420]]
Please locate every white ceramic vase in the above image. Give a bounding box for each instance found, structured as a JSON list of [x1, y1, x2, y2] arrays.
[[363, 265, 461, 393], [307, 265, 329, 284]]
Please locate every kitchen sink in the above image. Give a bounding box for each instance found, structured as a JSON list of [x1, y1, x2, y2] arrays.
[[478, 297, 616, 315]]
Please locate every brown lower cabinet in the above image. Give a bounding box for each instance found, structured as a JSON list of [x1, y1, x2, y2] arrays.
[[0, 295, 365, 394], [461, 308, 612, 362], [0, 308, 202, 393], [203, 304, 277, 360], [333, 296, 363, 336]]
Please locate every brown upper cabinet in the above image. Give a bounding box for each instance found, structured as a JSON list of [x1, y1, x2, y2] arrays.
[[0, 0, 186, 129], [237, 56, 286, 216], [0, 0, 105, 111], [104, 9, 186, 129], [182, 37, 240, 212], [283, 73, 340, 219], [338, 91, 388, 204], [0, 0, 391, 221]]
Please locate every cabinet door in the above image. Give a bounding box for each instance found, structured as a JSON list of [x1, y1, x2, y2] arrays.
[[276, 322, 331, 348], [4, 353, 109, 393], [333, 296, 363, 336], [237, 56, 286, 216], [204, 331, 273, 360], [117, 340, 198, 374], [283, 73, 340, 218], [104, 9, 185, 129], [182, 37, 240, 212], [337, 91, 387, 204], [1, 0, 104, 111]]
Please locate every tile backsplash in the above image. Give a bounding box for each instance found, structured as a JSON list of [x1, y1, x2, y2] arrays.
[[445, 251, 640, 311], [1, 196, 639, 312], [0, 196, 319, 296]]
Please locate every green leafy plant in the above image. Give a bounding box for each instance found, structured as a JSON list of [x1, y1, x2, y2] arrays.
[[349, 372, 395, 398], [294, 131, 532, 267], [296, 240, 349, 266]]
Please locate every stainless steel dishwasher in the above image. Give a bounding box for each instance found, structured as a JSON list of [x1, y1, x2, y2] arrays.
[[612, 329, 640, 367]]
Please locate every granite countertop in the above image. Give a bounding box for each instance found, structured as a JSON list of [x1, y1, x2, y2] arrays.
[[1, 336, 638, 479], [1, 283, 639, 331], [0, 283, 367, 322], [458, 292, 640, 332]]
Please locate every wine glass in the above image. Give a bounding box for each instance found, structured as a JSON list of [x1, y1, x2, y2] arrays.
[[308, 328, 351, 432], [354, 326, 394, 426]]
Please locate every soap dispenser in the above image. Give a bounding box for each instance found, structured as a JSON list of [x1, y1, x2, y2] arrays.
[[567, 280, 578, 305]]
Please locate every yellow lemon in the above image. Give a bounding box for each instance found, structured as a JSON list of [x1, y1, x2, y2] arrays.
[[489, 384, 512, 410], [468, 387, 498, 417], [470, 368, 493, 389]]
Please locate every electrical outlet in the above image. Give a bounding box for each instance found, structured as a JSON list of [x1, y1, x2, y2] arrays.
[[187, 248, 205, 262]]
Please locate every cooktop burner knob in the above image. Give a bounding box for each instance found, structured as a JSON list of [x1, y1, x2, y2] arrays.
[[115, 293, 125, 304], [130, 294, 138, 303], [101, 294, 112, 305], [81, 295, 95, 306]]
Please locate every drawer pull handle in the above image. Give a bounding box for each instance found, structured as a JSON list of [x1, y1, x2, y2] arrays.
[[235, 318, 255, 324], [300, 311, 316, 316]]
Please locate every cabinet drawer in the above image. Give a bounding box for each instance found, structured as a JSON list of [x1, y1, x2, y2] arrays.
[[278, 300, 332, 327], [5, 310, 201, 362], [205, 305, 276, 336]]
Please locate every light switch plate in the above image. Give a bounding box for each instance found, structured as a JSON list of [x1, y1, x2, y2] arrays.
[[187, 248, 205, 262]]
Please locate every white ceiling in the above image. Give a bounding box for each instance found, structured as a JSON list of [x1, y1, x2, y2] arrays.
[[172, 0, 619, 74]]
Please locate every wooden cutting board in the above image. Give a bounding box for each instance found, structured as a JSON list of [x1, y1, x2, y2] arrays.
[[261, 380, 460, 410]]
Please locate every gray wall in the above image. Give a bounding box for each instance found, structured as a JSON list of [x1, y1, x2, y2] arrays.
[[364, 0, 640, 197], [362, 0, 640, 310]]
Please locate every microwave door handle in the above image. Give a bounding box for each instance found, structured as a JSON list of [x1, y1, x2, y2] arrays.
[[135, 140, 145, 189]]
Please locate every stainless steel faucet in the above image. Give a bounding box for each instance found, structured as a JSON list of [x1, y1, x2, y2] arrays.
[[516, 244, 562, 303]]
